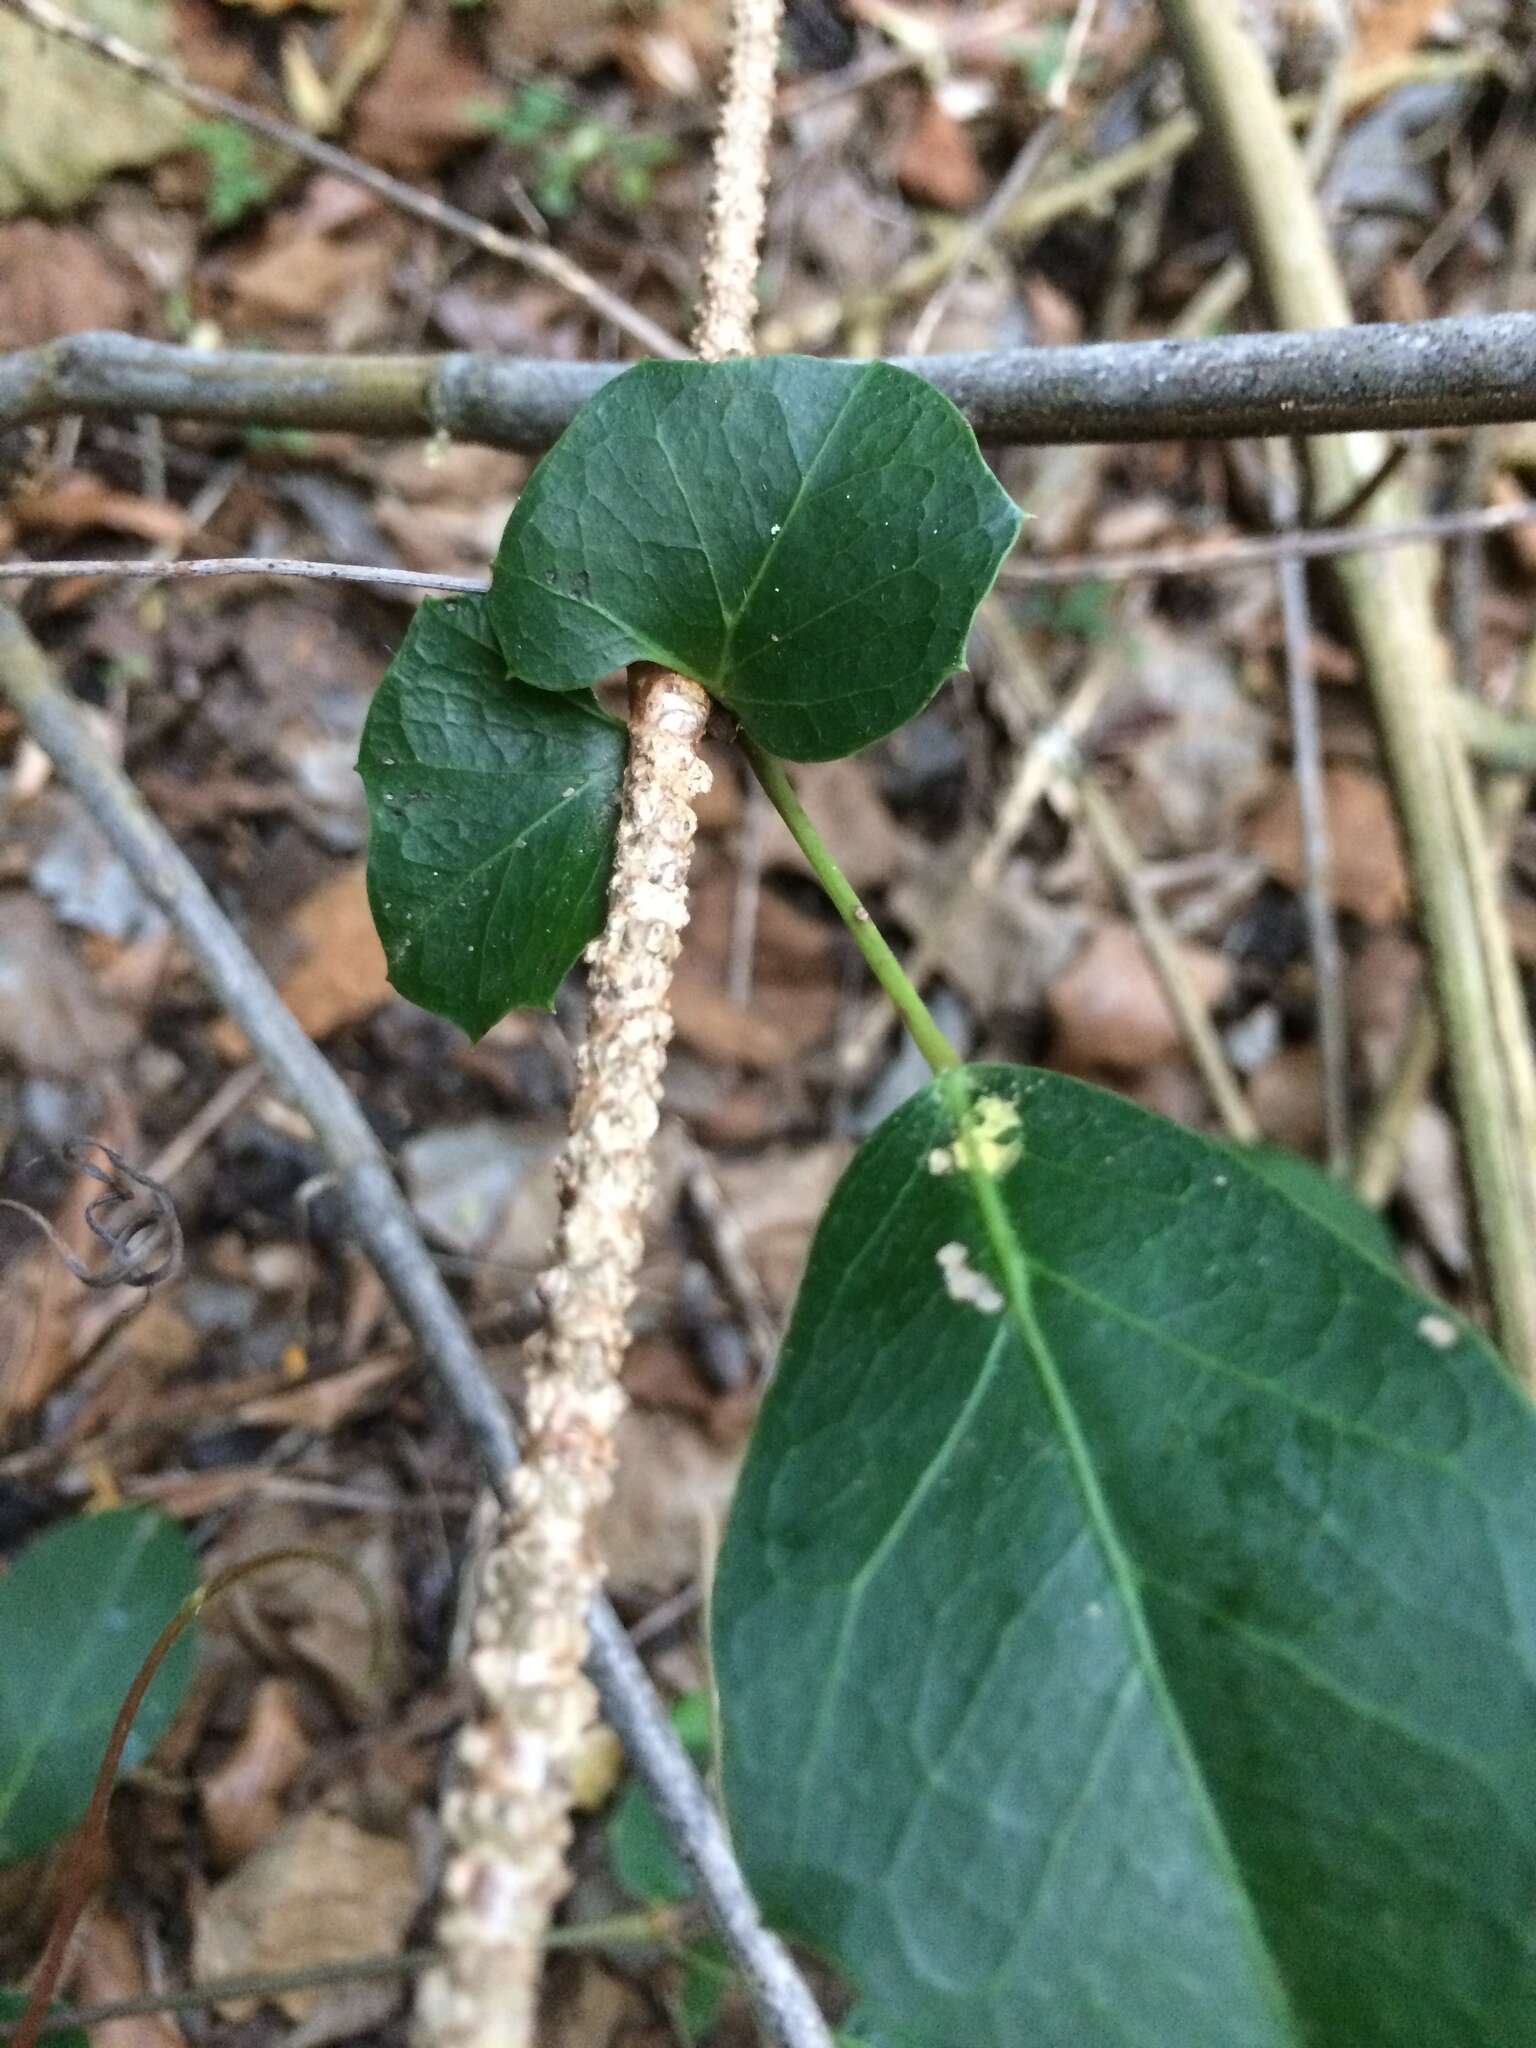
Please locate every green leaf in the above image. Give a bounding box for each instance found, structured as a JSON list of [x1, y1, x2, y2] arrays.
[[488, 357, 1021, 762], [714, 1064, 1536, 2047], [676, 1936, 731, 2041], [0, 1507, 199, 1865], [0, 1991, 87, 2047], [358, 593, 625, 1039], [1237, 1141, 1396, 1264], [609, 1691, 712, 1905]]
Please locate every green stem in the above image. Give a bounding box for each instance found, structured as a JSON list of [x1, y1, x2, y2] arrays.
[[741, 742, 960, 1076]]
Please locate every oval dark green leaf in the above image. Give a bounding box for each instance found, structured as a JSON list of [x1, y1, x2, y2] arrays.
[[0, 1507, 199, 1865], [0, 1991, 87, 2048], [488, 357, 1021, 762], [358, 593, 625, 1039], [714, 1064, 1536, 2046]]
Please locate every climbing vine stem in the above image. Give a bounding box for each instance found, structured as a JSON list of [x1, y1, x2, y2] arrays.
[[742, 741, 961, 1077]]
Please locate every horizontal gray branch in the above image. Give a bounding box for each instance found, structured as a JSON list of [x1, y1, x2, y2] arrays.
[[3, 315, 1534, 451]]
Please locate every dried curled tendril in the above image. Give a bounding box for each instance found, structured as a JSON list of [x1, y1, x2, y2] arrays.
[[0, 1140, 182, 1290]]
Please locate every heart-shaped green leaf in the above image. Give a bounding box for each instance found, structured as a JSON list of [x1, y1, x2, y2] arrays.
[[714, 1065, 1536, 2046], [358, 593, 625, 1038], [0, 1507, 199, 1865], [487, 357, 1021, 762]]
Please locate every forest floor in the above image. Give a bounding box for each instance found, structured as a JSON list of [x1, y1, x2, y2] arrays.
[[0, 0, 1532, 2038]]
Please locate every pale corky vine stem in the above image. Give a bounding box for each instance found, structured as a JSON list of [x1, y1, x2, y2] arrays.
[[417, 0, 809, 2034]]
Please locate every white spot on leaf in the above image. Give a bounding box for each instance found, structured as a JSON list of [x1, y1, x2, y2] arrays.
[[1417, 1313, 1458, 1350], [936, 1241, 1004, 1315]]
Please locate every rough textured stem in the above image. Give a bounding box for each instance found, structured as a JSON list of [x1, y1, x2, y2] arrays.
[[421, 0, 801, 2024], [743, 741, 961, 1074], [0, 606, 828, 2048], [1159, 0, 1536, 1383], [420, 671, 713, 2048], [7, 320, 1536, 451], [0, 0, 681, 360], [693, 0, 781, 360]]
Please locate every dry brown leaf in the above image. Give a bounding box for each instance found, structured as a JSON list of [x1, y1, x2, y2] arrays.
[[201, 1677, 314, 1870], [1399, 1101, 1470, 1275], [1249, 1043, 1328, 1155], [713, 1142, 851, 1313], [71, 1907, 186, 2048], [223, 230, 396, 346], [349, 16, 492, 176], [672, 872, 839, 1070], [213, 862, 390, 1057], [14, 474, 188, 546], [759, 758, 909, 891], [892, 863, 1087, 1015], [1048, 920, 1231, 1074], [0, 0, 186, 215], [192, 1809, 418, 2021], [598, 1407, 744, 1598], [897, 94, 985, 210], [0, 222, 140, 348], [1352, 0, 1446, 66], [541, 1959, 662, 2048], [1250, 766, 1410, 925]]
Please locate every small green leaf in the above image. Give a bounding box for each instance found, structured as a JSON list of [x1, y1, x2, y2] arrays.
[[1237, 1141, 1396, 1263], [488, 357, 1021, 762], [676, 1936, 731, 2040], [609, 1691, 711, 1905], [0, 1507, 199, 1865], [358, 593, 625, 1039], [715, 1065, 1536, 2046], [0, 1990, 87, 2047]]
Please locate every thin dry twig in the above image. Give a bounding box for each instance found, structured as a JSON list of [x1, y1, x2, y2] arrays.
[[0, 1141, 182, 1289], [0, 0, 682, 361], [0, 604, 828, 2048], [1266, 445, 1350, 1171], [10, 496, 1536, 605]]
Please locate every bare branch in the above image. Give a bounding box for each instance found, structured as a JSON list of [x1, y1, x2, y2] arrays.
[[6, 318, 1536, 451], [0, 602, 830, 2048], [0, 0, 683, 361]]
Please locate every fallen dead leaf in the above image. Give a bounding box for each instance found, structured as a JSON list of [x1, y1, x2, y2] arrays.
[[1048, 920, 1231, 1074], [541, 1958, 664, 2048], [71, 1907, 186, 2048], [1250, 766, 1410, 925], [202, 1677, 315, 1870], [599, 1408, 745, 1598], [897, 94, 985, 210], [713, 1142, 851, 1313], [759, 758, 910, 891], [1352, 0, 1447, 66], [0, 221, 140, 347], [212, 862, 391, 1057], [1248, 1043, 1329, 1156], [14, 474, 188, 547], [0, 0, 186, 215], [1399, 1101, 1469, 1274], [892, 861, 1087, 1015], [348, 16, 492, 176], [672, 870, 839, 1070], [223, 229, 397, 346], [235, 1352, 410, 1433], [0, 894, 137, 1075], [192, 1809, 418, 2021]]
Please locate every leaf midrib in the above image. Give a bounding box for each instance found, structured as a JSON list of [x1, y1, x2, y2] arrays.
[[952, 1082, 1307, 2045]]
